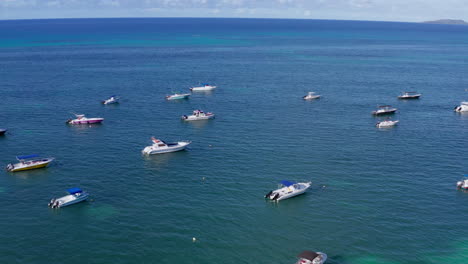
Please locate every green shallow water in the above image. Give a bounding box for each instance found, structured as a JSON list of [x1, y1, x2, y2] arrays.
[[0, 18, 467, 264]]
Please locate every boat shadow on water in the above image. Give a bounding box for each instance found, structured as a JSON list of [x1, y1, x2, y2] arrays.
[[142, 150, 190, 168]]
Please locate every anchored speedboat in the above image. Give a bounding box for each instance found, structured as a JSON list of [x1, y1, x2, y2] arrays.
[[457, 175, 468, 190], [190, 83, 217, 91], [182, 110, 215, 121], [102, 95, 120, 105], [265, 180, 311, 202], [0, 128, 6, 135], [303, 92, 321, 100], [6, 154, 54, 172], [66, 114, 104, 125], [372, 105, 397, 116], [398, 91, 421, 99], [454, 102, 468, 112], [376, 119, 399, 128], [48, 187, 89, 208], [166, 93, 191, 100], [295, 251, 327, 264], [142, 137, 191, 155]]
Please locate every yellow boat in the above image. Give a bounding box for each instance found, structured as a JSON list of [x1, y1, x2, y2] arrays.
[[6, 154, 54, 172]]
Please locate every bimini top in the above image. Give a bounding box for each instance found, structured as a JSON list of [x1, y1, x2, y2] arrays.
[[16, 154, 39, 160], [281, 180, 296, 187], [297, 251, 319, 261], [67, 187, 83, 195]]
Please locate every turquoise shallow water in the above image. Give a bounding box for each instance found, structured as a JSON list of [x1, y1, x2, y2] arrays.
[[0, 18, 467, 264]]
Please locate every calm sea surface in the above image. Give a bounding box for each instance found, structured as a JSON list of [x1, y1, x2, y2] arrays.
[[0, 18, 467, 264]]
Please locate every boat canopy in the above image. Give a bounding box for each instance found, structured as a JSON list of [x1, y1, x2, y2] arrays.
[[297, 251, 319, 261], [67, 187, 83, 194], [202, 83, 210, 86], [16, 154, 39, 160], [281, 180, 296, 187]]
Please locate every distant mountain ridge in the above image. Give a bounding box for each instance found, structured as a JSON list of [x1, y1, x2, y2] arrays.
[[423, 19, 468, 25]]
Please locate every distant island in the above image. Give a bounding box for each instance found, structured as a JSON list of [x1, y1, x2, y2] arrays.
[[422, 19, 468, 25]]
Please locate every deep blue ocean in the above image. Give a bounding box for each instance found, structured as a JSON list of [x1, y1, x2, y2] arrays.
[[0, 18, 467, 264]]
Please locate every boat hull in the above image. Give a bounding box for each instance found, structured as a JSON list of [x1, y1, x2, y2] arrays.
[[142, 142, 191, 155], [166, 94, 190, 100], [398, 95, 420, 99], [182, 114, 215, 121], [190, 86, 216, 91], [372, 110, 397, 116], [267, 182, 311, 201], [49, 192, 89, 208], [68, 118, 104, 124]]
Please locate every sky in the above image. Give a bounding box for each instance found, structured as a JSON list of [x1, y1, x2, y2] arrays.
[[0, 0, 467, 22]]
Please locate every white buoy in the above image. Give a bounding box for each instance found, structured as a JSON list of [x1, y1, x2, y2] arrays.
[[192, 237, 197, 242], [202, 177, 206, 181]]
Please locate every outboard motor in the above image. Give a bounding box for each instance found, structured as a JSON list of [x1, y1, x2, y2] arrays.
[[265, 190, 273, 198], [272, 193, 280, 201], [457, 181, 463, 188], [65, 119, 72, 124]]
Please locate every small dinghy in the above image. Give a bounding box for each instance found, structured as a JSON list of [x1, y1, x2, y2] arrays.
[[265, 180, 311, 202], [303, 92, 321, 100], [102, 95, 120, 105], [6, 154, 54, 172], [376, 119, 399, 128], [0, 129, 6, 135], [457, 175, 468, 190], [142, 137, 191, 155], [295, 250, 327, 264], [454, 102, 468, 112], [190, 83, 217, 91], [48, 187, 89, 208], [66, 114, 104, 125], [166, 93, 191, 100], [372, 105, 397, 116], [398, 91, 421, 99], [182, 110, 215, 121]]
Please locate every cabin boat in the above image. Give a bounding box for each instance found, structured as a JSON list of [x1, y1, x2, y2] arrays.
[[376, 119, 399, 128], [48, 187, 89, 208], [265, 180, 311, 201], [182, 110, 215, 121], [454, 102, 468, 112], [398, 91, 421, 99], [190, 83, 217, 91], [372, 105, 397, 116], [295, 251, 327, 264], [66, 114, 104, 125], [6, 154, 54, 172], [0, 129, 6, 135], [303, 92, 321, 100], [166, 93, 191, 100], [102, 95, 120, 105], [457, 175, 468, 190], [142, 137, 191, 155]]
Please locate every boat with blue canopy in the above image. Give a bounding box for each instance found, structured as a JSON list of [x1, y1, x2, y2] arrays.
[[48, 187, 89, 208], [6, 154, 54, 172], [265, 180, 312, 201]]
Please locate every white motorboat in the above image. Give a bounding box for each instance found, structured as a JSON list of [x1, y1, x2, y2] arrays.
[[102, 95, 120, 105], [6, 154, 54, 172], [265, 180, 311, 201], [372, 105, 397, 116], [166, 93, 191, 100], [398, 91, 421, 99], [454, 102, 468, 112], [303, 92, 321, 100], [376, 119, 399, 128], [66, 114, 104, 125], [190, 83, 217, 91], [295, 251, 327, 264], [142, 137, 191, 155], [48, 187, 89, 208], [457, 175, 468, 190], [182, 110, 215, 121]]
